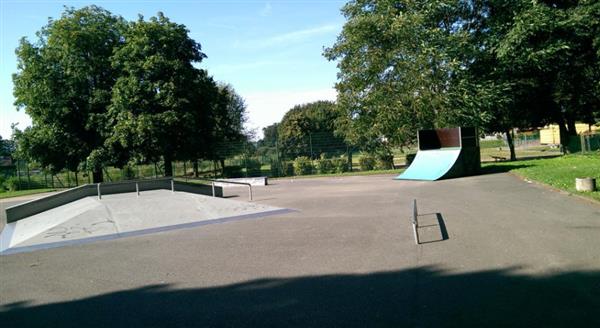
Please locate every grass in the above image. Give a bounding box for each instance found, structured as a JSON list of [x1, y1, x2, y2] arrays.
[[0, 188, 57, 199], [483, 153, 600, 202], [479, 145, 561, 162]]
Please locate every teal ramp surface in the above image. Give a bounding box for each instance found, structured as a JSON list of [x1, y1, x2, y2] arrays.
[[395, 148, 461, 181]]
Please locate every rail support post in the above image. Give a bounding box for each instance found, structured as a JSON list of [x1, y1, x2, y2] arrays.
[[248, 185, 253, 201], [171, 179, 175, 192], [211, 182, 216, 197], [136, 182, 139, 197], [97, 183, 102, 200]]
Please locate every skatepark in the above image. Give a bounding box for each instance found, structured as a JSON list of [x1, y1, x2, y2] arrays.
[[1, 170, 600, 327]]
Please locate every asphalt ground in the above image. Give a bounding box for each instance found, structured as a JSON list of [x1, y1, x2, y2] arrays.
[[1, 172, 599, 327]]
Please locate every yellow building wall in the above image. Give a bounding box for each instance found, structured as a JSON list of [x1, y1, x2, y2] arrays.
[[539, 124, 599, 144]]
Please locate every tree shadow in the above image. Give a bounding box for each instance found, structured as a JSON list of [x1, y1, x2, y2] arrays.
[[479, 164, 531, 175], [1, 267, 599, 327]]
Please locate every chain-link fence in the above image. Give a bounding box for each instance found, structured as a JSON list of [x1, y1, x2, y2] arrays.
[[3, 131, 593, 193], [567, 133, 600, 153]]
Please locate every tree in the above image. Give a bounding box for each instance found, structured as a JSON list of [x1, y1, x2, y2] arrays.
[[258, 123, 279, 148], [440, 0, 538, 161], [107, 12, 206, 177], [207, 84, 249, 176], [178, 69, 221, 176], [277, 101, 347, 159], [496, 0, 600, 151], [324, 0, 485, 155], [12, 6, 125, 180], [0, 135, 15, 158], [326, 0, 599, 160]]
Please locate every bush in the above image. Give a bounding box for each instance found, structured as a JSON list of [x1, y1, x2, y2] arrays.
[[359, 154, 376, 171], [122, 165, 137, 180], [2, 176, 45, 191], [331, 156, 349, 173], [294, 156, 314, 175], [244, 159, 262, 177], [316, 155, 334, 174], [4, 177, 23, 191], [376, 153, 395, 170]]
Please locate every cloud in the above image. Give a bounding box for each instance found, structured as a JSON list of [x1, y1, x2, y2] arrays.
[[234, 24, 341, 50], [243, 88, 337, 139], [259, 2, 272, 17]]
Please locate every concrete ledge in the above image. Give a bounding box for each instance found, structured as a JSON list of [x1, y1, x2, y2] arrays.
[[5, 184, 97, 223], [174, 181, 223, 197], [214, 177, 268, 187], [5, 179, 222, 223]]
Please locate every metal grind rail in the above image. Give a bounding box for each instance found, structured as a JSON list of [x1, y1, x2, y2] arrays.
[[96, 177, 173, 200], [178, 177, 253, 201], [412, 199, 419, 245]]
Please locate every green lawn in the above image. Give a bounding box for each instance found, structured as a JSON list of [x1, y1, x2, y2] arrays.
[[0, 188, 57, 199], [483, 153, 600, 202]]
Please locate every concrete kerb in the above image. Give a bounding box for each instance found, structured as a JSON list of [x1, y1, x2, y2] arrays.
[[507, 172, 600, 208]]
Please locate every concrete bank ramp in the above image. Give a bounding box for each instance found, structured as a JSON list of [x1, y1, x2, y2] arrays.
[[0, 190, 290, 255]]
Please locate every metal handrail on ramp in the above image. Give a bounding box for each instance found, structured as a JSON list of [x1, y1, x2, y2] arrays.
[[178, 177, 253, 201]]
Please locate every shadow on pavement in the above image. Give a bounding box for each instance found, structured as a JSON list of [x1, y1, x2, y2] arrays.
[[416, 213, 449, 244], [1, 267, 599, 327]]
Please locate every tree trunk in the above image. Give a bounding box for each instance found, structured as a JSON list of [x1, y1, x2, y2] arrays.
[[193, 160, 199, 177], [558, 121, 570, 154], [347, 147, 353, 172], [219, 158, 225, 177], [566, 118, 577, 136], [164, 154, 173, 177], [92, 166, 104, 183], [505, 129, 516, 161]]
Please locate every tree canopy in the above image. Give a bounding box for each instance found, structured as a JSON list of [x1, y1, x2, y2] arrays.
[[13, 6, 125, 177], [325, 0, 600, 158], [12, 6, 247, 179], [277, 101, 347, 159], [107, 12, 207, 177]]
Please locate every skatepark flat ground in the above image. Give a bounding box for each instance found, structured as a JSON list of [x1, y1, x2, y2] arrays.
[[1, 172, 600, 327]]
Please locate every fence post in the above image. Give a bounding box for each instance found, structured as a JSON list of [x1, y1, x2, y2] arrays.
[[171, 179, 175, 192], [16, 160, 22, 190], [248, 185, 253, 201], [136, 182, 139, 197], [26, 162, 31, 189], [211, 182, 215, 197], [309, 132, 314, 159], [97, 183, 102, 200]]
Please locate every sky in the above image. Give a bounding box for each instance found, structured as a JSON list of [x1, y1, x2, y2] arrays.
[[0, 0, 346, 139]]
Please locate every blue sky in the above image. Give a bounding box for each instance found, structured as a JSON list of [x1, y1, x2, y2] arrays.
[[0, 0, 346, 139]]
